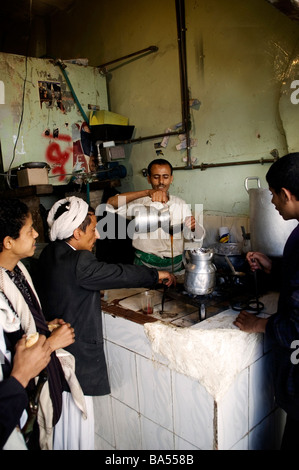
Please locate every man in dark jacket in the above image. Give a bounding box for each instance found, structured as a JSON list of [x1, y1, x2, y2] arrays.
[[234, 153, 299, 450], [36, 196, 175, 450]]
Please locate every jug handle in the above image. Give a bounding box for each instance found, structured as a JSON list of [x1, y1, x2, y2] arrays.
[[182, 250, 189, 267], [244, 177, 261, 193]]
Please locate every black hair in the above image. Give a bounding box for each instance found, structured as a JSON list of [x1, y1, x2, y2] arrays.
[[147, 159, 173, 176], [53, 201, 95, 241], [0, 199, 29, 252], [266, 153, 299, 200]]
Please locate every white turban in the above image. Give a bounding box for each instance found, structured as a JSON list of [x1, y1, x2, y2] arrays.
[[47, 196, 89, 241]]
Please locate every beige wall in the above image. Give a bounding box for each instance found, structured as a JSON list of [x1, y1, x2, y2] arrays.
[[13, 0, 299, 214]]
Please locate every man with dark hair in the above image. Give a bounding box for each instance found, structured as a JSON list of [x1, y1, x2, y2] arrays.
[[36, 196, 175, 450], [107, 158, 202, 272], [234, 152, 299, 450], [0, 198, 75, 450]]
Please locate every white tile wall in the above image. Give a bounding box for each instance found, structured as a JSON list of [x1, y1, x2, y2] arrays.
[[172, 371, 214, 450], [112, 398, 142, 450], [93, 394, 115, 447], [94, 433, 115, 450], [106, 341, 139, 409], [249, 414, 273, 450], [98, 311, 284, 450], [136, 355, 173, 431], [217, 368, 249, 449], [140, 416, 175, 450], [203, 214, 250, 247], [230, 434, 248, 450], [249, 353, 275, 430], [174, 435, 200, 450], [104, 313, 152, 358]]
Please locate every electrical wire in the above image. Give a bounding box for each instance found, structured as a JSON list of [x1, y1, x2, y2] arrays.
[[6, 0, 32, 189]]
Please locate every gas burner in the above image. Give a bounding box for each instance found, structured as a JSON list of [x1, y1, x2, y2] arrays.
[[231, 297, 264, 314], [158, 271, 264, 322]]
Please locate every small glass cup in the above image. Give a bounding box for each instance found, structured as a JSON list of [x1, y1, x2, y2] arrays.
[[141, 291, 154, 315]]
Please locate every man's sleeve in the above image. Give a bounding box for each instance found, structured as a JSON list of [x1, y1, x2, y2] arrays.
[[76, 250, 159, 291], [0, 376, 28, 449], [266, 269, 299, 348]]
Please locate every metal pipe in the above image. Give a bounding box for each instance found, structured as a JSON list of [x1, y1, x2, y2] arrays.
[[175, 0, 191, 168], [118, 130, 181, 145], [95, 2, 192, 160], [97, 46, 158, 70], [172, 157, 277, 171], [55, 59, 90, 126]]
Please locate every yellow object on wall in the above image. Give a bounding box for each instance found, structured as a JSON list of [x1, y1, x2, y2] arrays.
[[89, 110, 129, 126]]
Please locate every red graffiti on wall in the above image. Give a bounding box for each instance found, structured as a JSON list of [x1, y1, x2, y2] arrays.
[[44, 133, 72, 181]]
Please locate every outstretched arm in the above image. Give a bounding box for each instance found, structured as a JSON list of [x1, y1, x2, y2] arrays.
[[107, 190, 151, 208], [107, 189, 170, 208]]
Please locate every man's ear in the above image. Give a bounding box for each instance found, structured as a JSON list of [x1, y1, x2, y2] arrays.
[[2, 235, 13, 250], [281, 187, 293, 202], [72, 228, 81, 240]]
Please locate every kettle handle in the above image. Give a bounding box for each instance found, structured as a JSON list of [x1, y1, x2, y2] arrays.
[[182, 250, 190, 267], [244, 177, 261, 193]]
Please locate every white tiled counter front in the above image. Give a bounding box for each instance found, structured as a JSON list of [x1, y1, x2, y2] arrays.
[[95, 293, 285, 450]]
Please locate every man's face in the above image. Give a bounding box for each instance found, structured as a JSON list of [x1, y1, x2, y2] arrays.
[[9, 213, 39, 260], [270, 187, 293, 220], [77, 214, 100, 251], [147, 164, 173, 192]]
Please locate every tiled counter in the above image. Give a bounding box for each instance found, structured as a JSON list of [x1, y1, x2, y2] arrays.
[[94, 290, 285, 450]]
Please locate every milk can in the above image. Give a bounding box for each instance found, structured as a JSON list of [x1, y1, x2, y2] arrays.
[[244, 177, 297, 257], [183, 248, 216, 295]]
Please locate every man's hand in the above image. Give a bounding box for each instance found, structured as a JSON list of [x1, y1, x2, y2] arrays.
[[233, 310, 268, 333], [184, 216, 196, 231], [47, 318, 67, 332], [246, 252, 272, 274], [183, 216, 206, 242], [157, 271, 176, 287], [149, 189, 169, 204], [11, 335, 52, 388], [46, 322, 75, 352]]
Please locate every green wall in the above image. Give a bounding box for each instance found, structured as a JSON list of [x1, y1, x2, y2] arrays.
[[4, 0, 299, 215], [0, 53, 108, 186]]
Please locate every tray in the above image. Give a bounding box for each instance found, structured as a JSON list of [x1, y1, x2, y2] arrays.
[[90, 124, 135, 142]]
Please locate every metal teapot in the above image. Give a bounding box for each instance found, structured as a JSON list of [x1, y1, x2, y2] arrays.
[[183, 248, 216, 295], [129, 204, 197, 236], [130, 205, 170, 233]]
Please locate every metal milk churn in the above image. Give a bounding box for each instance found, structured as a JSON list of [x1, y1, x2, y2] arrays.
[[244, 177, 297, 257], [183, 248, 216, 295]]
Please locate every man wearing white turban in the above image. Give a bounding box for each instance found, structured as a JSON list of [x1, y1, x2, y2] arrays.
[[36, 196, 175, 450], [47, 196, 89, 242]]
